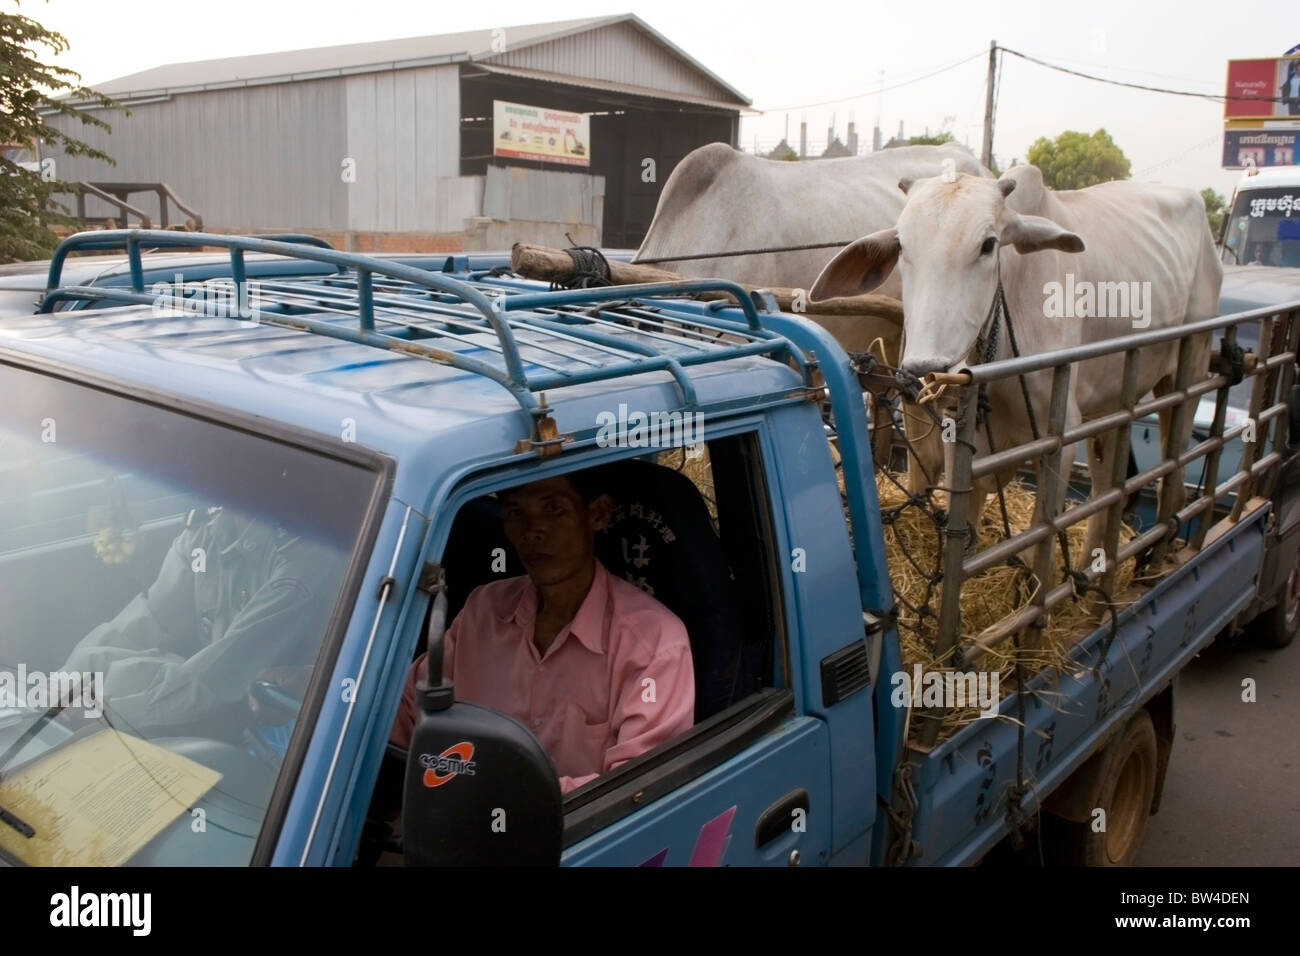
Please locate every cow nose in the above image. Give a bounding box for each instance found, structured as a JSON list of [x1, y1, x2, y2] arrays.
[[902, 357, 949, 377]]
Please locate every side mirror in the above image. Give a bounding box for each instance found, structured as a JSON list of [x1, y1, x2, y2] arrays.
[[401, 565, 561, 866], [402, 698, 563, 866]]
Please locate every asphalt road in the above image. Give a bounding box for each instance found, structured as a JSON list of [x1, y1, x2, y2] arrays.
[[1135, 630, 1300, 866]]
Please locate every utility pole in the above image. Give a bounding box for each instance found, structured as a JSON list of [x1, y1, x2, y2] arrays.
[[980, 40, 997, 170]]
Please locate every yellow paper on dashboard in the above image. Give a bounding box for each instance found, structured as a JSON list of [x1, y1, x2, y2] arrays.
[[0, 728, 221, 866]]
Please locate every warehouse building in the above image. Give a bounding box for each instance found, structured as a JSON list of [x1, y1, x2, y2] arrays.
[[45, 15, 748, 250]]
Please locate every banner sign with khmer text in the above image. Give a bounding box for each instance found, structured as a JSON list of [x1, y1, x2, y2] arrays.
[[493, 100, 590, 167], [1223, 128, 1300, 169]]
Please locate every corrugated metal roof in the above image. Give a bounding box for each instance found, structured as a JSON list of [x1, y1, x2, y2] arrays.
[[87, 18, 598, 96], [84, 14, 748, 108], [472, 63, 749, 111]]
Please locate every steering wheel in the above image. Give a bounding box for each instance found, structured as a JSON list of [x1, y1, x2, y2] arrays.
[[241, 678, 304, 768], [248, 678, 302, 718]]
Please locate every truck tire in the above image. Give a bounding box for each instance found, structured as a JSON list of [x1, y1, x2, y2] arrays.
[[1044, 711, 1158, 867], [1247, 563, 1300, 649]]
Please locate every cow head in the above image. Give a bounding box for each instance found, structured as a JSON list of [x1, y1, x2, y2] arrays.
[[810, 171, 1085, 378]]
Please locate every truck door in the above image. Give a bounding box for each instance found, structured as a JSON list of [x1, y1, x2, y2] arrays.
[[378, 426, 838, 867], [559, 426, 834, 866]]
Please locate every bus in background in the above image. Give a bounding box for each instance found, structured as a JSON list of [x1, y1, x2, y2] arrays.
[[1, 139, 41, 175], [1221, 165, 1300, 268]]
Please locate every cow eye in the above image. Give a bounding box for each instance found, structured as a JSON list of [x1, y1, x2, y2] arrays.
[[980, 237, 997, 256]]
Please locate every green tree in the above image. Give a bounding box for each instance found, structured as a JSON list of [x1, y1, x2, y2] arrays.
[[1025, 129, 1131, 190], [1201, 187, 1226, 237], [2, 3, 119, 262]]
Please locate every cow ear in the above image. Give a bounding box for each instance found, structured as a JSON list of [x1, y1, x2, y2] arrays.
[[898, 177, 914, 194], [1000, 214, 1084, 254], [811, 229, 900, 301]]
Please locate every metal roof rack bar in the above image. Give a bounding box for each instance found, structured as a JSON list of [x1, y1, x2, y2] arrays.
[[37, 231, 815, 431], [499, 280, 768, 332], [576, 306, 746, 347], [216, 280, 629, 376], [568, 303, 808, 366], [43, 229, 529, 380], [40, 285, 533, 401], [477, 272, 810, 378]]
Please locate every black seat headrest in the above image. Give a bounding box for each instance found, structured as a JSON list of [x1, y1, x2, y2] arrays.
[[592, 458, 754, 720]]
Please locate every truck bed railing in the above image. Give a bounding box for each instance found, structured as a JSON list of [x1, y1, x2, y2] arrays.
[[926, 298, 1300, 723], [34, 230, 813, 425]]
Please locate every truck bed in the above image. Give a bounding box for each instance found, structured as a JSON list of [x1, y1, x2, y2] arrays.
[[910, 498, 1269, 865]]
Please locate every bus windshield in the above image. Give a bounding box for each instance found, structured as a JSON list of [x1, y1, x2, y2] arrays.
[[1222, 185, 1300, 267]]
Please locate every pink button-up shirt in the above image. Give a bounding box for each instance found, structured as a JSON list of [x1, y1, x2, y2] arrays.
[[391, 560, 694, 793]]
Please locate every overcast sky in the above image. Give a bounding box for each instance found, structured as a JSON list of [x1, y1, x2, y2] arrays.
[[33, 0, 1300, 198]]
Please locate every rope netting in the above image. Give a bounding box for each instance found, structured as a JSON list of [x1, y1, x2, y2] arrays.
[[837, 343, 1150, 746]]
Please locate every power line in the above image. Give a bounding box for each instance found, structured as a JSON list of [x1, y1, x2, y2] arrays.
[[1018, 51, 1220, 90], [757, 51, 985, 113], [999, 46, 1290, 105]]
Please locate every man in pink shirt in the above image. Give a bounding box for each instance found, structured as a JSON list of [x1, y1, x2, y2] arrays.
[[391, 471, 695, 793]]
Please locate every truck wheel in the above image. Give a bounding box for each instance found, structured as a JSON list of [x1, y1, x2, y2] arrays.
[[1044, 711, 1158, 867], [1248, 563, 1300, 649]]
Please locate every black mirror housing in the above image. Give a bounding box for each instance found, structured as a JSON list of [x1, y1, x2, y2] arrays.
[[402, 691, 562, 866]]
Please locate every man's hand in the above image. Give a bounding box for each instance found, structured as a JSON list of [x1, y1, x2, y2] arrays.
[[247, 665, 312, 723]]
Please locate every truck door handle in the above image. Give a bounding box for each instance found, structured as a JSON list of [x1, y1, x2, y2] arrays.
[[754, 789, 809, 847]]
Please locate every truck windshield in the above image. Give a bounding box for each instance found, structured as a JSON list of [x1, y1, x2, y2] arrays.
[[1222, 186, 1300, 266], [0, 361, 381, 866]]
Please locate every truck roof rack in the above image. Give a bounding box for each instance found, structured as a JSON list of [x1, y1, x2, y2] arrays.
[[36, 230, 813, 427]]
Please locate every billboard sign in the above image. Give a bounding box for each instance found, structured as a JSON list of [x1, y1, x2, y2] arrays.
[[492, 100, 590, 167], [1225, 57, 1300, 119], [1223, 128, 1300, 169]]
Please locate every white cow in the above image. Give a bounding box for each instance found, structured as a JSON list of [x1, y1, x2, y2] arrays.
[[811, 165, 1223, 562], [636, 141, 987, 290], [637, 141, 990, 487]]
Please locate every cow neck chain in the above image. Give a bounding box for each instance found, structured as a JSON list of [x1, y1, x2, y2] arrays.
[[972, 260, 1007, 428], [973, 256, 1035, 437]]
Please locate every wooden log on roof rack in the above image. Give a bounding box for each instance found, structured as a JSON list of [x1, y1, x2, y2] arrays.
[[510, 242, 903, 322]]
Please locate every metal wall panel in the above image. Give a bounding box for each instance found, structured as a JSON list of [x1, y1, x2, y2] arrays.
[[426, 67, 461, 229], [345, 65, 461, 232], [440, 175, 484, 230], [482, 166, 604, 226], [44, 64, 464, 233], [43, 80, 350, 231]]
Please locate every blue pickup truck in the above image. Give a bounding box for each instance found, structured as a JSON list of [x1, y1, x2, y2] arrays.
[[0, 231, 1297, 867]]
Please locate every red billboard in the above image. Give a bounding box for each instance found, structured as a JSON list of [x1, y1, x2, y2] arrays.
[[1226, 57, 1300, 118]]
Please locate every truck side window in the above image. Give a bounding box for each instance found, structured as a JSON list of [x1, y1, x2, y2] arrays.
[[440, 439, 779, 726]]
